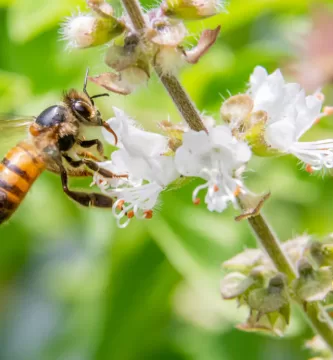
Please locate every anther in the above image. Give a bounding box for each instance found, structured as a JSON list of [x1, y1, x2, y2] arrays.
[[233, 186, 241, 197], [315, 92, 325, 102], [193, 198, 201, 205], [213, 184, 219, 192], [127, 210, 134, 218], [144, 210, 153, 219], [305, 164, 314, 174], [117, 199, 125, 210], [324, 106, 333, 116]]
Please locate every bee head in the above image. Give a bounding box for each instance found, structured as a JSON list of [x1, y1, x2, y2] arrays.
[[63, 69, 109, 127], [62, 69, 118, 144]]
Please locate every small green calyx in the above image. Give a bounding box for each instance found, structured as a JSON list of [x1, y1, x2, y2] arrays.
[[161, 0, 223, 20], [220, 94, 281, 157], [92, 17, 125, 46]]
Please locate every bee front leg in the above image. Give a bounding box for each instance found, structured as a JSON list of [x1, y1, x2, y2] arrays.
[[59, 162, 115, 208], [62, 154, 128, 179], [76, 139, 106, 159]]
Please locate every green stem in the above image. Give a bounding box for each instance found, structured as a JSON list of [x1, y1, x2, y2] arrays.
[[120, 0, 333, 352], [247, 213, 296, 282]]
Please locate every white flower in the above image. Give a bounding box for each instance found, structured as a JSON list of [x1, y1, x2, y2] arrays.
[[175, 126, 251, 212], [94, 107, 179, 227], [249, 66, 333, 171]]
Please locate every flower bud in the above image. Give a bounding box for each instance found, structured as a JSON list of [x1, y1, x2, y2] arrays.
[[222, 249, 264, 273], [61, 14, 124, 49], [161, 0, 225, 20], [220, 272, 254, 300]]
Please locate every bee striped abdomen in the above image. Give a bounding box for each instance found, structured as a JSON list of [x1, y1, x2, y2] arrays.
[[0, 142, 45, 224]]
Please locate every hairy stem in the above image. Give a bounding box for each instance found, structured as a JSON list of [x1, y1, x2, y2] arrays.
[[248, 213, 296, 282], [154, 67, 207, 132], [120, 0, 333, 352], [121, 0, 207, 132]]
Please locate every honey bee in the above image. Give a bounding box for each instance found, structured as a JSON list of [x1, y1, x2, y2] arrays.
[[0, 70, 125, 225]]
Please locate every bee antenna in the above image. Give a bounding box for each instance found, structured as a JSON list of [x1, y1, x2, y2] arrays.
[[90, 93, 109, 100], [83, 68, 90, 99]]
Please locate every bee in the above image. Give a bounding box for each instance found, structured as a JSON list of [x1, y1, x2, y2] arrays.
[[0, 70, 125, 225]]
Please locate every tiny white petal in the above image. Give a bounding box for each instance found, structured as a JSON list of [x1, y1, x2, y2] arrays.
[[175, 126, 251, 213], [265, 120, 296, 151]]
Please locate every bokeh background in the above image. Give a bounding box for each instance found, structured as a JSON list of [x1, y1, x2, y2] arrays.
[[1, 0, 333, 359]]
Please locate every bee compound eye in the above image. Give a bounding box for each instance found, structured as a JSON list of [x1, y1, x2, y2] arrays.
[[73, 101, 91, 119]]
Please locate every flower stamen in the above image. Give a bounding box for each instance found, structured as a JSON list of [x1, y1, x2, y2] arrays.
[[144, 210, 153, 219], [127, 210, 135, 218], [193, 198, 201, 205], [117, 199, 125, 210], [234, 185, 241, 197]]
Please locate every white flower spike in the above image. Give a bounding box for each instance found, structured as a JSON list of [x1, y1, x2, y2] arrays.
[[249, 66, 333, 171], [94, 107, 180, 227], [175, 125, 251, 212]]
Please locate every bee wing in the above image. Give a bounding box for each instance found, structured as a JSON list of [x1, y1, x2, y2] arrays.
[[0, 115, 34, 156]]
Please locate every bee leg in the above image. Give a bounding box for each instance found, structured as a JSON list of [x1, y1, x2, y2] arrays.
[[76, 151, 100, 161], [59, 163, 114, 208], [77, 139, 105, 158], [63, 154, 128, 179]]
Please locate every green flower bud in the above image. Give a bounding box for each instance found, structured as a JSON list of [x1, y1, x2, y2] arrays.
[[161, 0, 225, 20], [61, 13, 125, 49]]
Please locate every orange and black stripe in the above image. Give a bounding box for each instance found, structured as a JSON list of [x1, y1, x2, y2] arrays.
[[0, 141, 45, 224]]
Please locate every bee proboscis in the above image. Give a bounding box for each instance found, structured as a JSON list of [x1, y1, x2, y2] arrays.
[[0, 70, 125, 225]]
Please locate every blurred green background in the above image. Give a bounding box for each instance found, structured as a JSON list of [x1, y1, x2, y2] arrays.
[[1, 0, 333, 359]]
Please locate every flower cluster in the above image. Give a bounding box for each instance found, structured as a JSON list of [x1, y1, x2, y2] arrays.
[[61, 0, 333, 228], [93, 108, 251, 226], [220, 235, 333, 336], [88, 65, 333, 228], [221, 66, 333, 172], [61, 0, 223, 94]]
